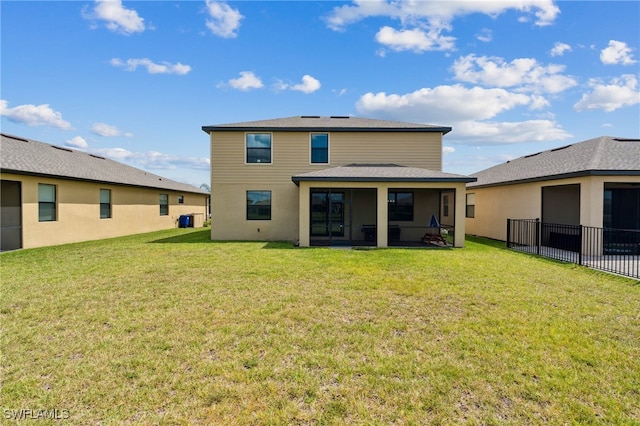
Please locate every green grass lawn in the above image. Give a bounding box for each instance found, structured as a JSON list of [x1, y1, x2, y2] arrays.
[[1, 229, 638, 425]]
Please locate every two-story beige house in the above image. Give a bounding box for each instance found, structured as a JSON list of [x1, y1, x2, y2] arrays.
[[202, 116, 475, 247]]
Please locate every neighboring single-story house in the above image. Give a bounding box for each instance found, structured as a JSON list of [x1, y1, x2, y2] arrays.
[[465, 136, 640, 241], [1, 133, 209, 251], [202, 116, 476, 248]]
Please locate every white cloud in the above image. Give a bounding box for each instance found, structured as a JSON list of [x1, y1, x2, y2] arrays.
[[452, 120, 571, 143], [375, 25, 455, 52], [355, 85, 571, 144], [110, 58, 191, 75], [85, 0, 145, 35], [0, 100, 73, 130], [600, 40, 637, 65], [291, 75, 321, 94], [550, 42, 571, 57], [358, 85, 533, 123], [326, 0, 559, 51], [446, 153, 516, 174], [451, 54, 577, 94], [476, 28, 492, 43], [205, 0, 243, 38], [91, 122, 132, 137], [94, 147, 210, 170], [443, 146, 455, 154], [327, 0, 559, 30], [573, 74, 640, 112], [66, 136, 88, 149], [225, 71, 263, 91], [272, 75, 322, 94], [272, 79, 290, 92]]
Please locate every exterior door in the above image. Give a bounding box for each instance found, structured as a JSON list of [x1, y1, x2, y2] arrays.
[[1, 180, 22, 251], [311, 191, 344, 237]]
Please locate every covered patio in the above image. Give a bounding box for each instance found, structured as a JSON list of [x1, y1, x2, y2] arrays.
[[292, 164, 476, 248]]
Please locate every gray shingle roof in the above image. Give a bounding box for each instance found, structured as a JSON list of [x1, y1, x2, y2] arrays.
[[468, 136, 640, 188], [292, 164, 476, 185], [203, 116, 451, 134], [0, 133, 207, 194]]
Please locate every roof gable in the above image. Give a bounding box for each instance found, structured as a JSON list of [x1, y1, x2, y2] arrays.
[[0, 133, 207, 194], [469, 136, 640, 188]]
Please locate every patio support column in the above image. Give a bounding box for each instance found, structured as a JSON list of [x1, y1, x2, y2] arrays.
[[298, 183, 310, 247], [376, 185, 388, 248], [454, 184, 466, 247], [580, 177, 603, 256]]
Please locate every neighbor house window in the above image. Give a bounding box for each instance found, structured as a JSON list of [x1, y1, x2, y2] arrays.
[[443, 195, 450, 217], [246, 133, 272, 164], [100, 189, 111, 219], [160, 194, 169, 216], [388, 191, 413, 221], [178, 195, 184, 204], [310, 133, 329, 164], [38, 183, 56, 222], [247, 191, 271, 220], [466, 193, 475, 218]]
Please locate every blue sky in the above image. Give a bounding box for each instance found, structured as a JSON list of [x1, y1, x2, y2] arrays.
[[2, 1, 639, 189]]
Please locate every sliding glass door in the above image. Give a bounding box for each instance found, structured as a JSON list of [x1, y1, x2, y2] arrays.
[[311, 191, 345, 237]]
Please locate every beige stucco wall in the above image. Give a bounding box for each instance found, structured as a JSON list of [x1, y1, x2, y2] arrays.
[[210, 130, 448, 244], [210, 182, 299, 241], [465, 175, 640, 241], [1, 173, 208, 249]]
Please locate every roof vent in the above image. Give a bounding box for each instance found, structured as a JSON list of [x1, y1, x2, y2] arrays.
[[89, 154, 106, 160], [330, 116, 350, 119], [524, 152, 541, 158], [2, 134, 29, 143], [300, 115, 320, 118], [613, 138, 640, 142], [51, 145, 73, 153], [550, 144, 572, 152]]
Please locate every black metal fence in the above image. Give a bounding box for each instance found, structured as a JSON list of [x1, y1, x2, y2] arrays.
[[507, 219, 640, 280]]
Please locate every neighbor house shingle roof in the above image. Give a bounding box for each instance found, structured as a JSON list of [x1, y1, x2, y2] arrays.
[[202, 116, 452, 134], [468, 136, 640, 188], [0, 133, 207, 194], [292, 164, 476, 185]]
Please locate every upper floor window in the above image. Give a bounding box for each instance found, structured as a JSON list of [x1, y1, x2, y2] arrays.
[[160, 194, 169, 216], [466, 193, 475, 218], [100, 189, 111, 219], [178, 195, 184, 204], [38, 183, 56, 222], [310, 133, 329, 164], [246, 133, 272, 164], [388, 191, 413, 221]]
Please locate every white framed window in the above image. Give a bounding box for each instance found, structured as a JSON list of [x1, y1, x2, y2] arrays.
[[160, 194, 169, 216], [38, 183, 56, 222], [100, 189, 111, 219], [310, 133, 329, 164], [466, 193, 475, 218]]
